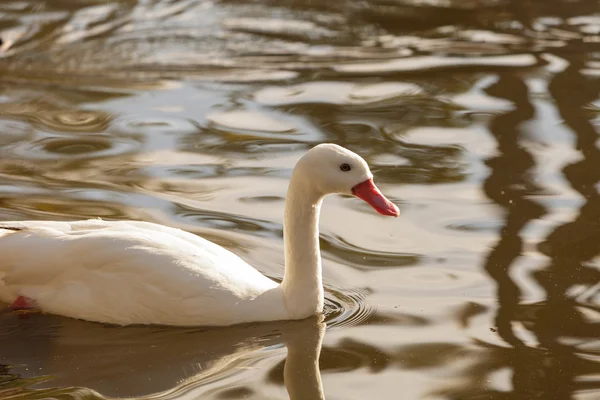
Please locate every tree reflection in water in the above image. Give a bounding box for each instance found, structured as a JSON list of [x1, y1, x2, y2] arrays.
[[392, 36, 600, 400]]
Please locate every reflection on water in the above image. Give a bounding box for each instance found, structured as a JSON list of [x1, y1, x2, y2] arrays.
[[0, 0, 599, 399], [0, 313, 327, 400]]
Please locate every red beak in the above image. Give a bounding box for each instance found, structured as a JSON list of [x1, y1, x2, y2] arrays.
[[352, 179, 399, 217]]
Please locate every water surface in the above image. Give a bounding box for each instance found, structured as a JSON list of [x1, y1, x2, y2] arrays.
[[0, 0, 599, 399]]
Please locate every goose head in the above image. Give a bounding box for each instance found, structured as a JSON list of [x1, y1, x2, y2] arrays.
[[294, 143, 399, 217]]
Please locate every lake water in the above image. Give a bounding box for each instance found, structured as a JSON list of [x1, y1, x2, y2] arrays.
[[0, 0, 599, 399]]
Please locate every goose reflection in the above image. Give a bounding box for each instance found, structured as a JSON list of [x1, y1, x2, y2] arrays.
[[0, 312, 326, 399], [283, 315, 325, 400]]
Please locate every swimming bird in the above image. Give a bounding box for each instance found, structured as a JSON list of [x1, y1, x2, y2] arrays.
[[0, 143, 398, 326]]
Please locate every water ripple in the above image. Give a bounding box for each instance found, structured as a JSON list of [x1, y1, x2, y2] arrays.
[[321, 233, 420, 271], [324, 286, 374, 329], [4, 135, 140, 160], [0, 103, 112, 133]]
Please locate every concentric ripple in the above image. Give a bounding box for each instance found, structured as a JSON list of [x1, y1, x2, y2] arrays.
[[0, 101, 112, 133], [5, 135, 140, 160], [324, 286, 375, 328]]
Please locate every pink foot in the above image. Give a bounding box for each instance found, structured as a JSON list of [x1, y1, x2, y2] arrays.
[[10, 296, 37, 310]]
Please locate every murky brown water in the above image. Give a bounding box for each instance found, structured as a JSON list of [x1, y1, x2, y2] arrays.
[[0, 0, 599, 399]]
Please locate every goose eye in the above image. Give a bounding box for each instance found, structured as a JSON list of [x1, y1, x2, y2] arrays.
[[340, 163, 351, 172]]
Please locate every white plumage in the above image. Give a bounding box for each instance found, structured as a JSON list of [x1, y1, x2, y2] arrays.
[[0, 220, 286, 326]]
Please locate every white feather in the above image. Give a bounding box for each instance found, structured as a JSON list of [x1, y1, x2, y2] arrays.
[[0, 220, 284, 326]]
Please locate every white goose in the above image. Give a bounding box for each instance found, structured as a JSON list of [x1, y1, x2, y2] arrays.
[[0, 144, 398, 326]]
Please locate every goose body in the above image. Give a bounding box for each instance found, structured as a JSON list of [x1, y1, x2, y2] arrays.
[[0, 220, 286, 326], [0, 144, 399, 326]]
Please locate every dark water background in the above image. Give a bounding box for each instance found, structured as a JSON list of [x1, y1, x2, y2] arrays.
[[0, 0, 599, 399]]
